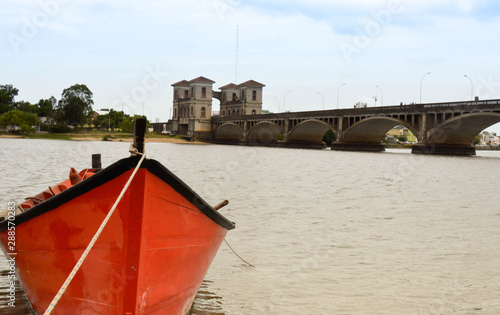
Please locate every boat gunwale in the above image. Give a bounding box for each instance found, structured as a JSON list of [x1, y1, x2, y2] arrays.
[[0, 156, 235, 232]]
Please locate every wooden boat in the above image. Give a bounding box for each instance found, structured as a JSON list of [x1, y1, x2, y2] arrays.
[[0, 118, 235, 314]]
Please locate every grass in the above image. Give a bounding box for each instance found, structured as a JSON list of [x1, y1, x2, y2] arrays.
[[4, 130, 184, 142]]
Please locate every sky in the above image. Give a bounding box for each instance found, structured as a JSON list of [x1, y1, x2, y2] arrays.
[[2, 0, 500, 133]]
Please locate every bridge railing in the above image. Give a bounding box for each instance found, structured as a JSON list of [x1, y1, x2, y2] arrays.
[[211, 98, 500, 122], [422, 99, 500, 108]]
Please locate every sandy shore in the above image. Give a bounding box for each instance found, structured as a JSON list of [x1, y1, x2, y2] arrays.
[[0, 134, 23, 138], [0, 134, 209, 144]]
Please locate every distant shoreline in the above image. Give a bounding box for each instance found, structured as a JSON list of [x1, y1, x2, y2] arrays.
[[2, 134, 498, 150], [0, 133, 208, 144]]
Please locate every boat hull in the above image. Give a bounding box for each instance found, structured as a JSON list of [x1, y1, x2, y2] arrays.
[[0, 157, 234, 314]]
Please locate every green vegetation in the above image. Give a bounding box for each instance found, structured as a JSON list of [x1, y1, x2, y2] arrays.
[[0, 110, 38, 134], [322, 130, 336, 145], [472, 134, 480, 145], [0, 84, 19, 115], [395, 135, 408, 143], [57, 84, 94, 128], [0, 83, 150, 136]]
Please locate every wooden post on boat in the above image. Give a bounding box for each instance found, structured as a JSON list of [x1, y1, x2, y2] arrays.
[[134, 118, 147, 153], [92, 154, 102, 169], [213, 200, 229, 211]]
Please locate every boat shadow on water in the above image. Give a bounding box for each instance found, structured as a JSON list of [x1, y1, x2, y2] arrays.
[[189, 280, 225, 315], [0, 272, 224, 315]]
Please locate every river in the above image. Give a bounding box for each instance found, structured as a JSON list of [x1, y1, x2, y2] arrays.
[[1, 138, 499, 314]]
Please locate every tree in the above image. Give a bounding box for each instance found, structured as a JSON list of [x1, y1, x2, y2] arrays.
[[37, 96, 56, 117], [13, 100, 38, 113], [92, 109, 128, 131], [37, 96, 57, 132], [119, 115, 149, 133], [322, 130, 336, 145], [57, 84, 94, 127], [0, 84, 19, 114], [0, 110, 38, 134], [395, 135, 408, 143], [472, 134, 481, 145]]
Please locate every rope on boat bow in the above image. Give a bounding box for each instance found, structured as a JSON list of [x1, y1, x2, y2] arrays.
[[43, 151, 146, 315], [224, 239, 255, 267]]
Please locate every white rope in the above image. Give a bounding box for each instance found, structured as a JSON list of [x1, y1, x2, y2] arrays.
[[43, 152, 146, 315]]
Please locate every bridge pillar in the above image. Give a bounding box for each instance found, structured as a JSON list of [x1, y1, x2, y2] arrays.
[[420, 113, 428, 144], [412, 144, 476, 155], [337, 116, 344, 142], [243, 120, 249, 142], [283, 118, 290, 142]]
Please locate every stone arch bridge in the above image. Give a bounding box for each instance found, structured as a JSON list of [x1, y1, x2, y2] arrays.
[[211, 99, 500, 155]]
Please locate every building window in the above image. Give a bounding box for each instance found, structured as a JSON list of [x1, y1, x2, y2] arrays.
[[202, 87, 206, 98], [252, 90, 257, 101], [174, 108, 177, 118], [252, 109, 256, 115], [222, 110, 225, 116], [191, 107, 193, 116], [201, 107, 206, 118], [184, 90, 188, 99], [232, 93, 237, 101]]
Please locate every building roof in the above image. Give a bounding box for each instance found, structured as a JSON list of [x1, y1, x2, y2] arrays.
[[237, 80, 266, 88], [219, 83, 238, 90], [171, 80, 190, 87], [189, 76, 216, 84]]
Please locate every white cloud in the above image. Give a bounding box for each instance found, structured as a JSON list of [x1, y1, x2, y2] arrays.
[[3, 0, 500, 133]]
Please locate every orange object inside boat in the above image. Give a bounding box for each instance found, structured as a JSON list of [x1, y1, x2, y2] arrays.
[[20, 168, 98, 210]]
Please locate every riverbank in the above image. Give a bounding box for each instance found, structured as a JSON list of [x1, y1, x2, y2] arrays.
[[0, 132, 208, 144]]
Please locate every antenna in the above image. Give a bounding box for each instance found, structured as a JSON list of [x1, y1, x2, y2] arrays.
[[235, 25, 239, 84]]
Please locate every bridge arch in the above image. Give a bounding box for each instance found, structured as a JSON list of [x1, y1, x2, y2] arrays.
[[427, 112, 500, 145], [215, 123, 243, 143], [288, 119, 334, 144], [343, 117, 418, 143], [247, 121, 281, 145]]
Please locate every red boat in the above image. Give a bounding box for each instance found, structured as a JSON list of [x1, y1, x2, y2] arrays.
[[0, 119, 235, 314]]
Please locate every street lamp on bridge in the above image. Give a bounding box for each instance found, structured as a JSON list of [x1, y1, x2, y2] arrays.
[[283, 90, 292, 112], [337, 83, 346, 109], [317, 92, 324, 110], [464, 75, 474, 101], [420, 72, 431, 103], [273, 96, 281, 112], [375, 85, 383, 106]]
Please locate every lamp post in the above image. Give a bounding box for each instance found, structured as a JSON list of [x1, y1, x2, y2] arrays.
[[420, 72, 431, 104], [107, 109, 111, 134], [273, 96, 281, 112], [283, 90, 292, 112], [317, 92, 324, 110], [337, 83, 346, 109], [375, 85, 383, 106], [464, 75, 474, 101]]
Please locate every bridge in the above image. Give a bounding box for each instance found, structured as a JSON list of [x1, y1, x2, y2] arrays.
[[211, 98, 500, 155]]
